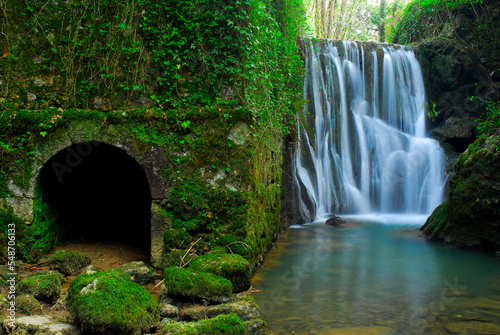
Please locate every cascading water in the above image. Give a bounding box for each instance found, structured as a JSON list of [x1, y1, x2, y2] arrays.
[[294, 40, 445, 222]]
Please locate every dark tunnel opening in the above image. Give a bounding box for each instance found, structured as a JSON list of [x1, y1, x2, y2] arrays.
[[38, 141, 151, 250]]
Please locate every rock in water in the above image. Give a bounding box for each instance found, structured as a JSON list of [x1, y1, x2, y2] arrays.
[[118, 261, 156, 285], [325, 215, 346, 226]]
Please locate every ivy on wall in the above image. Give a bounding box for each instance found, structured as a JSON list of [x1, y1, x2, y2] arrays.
[[0, 0, 307, 136]]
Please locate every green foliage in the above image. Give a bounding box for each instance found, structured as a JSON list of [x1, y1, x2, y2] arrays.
[[476, 101, 500, 137], [461, 100, 500, 157], [162, 266, 232, 302], [189, 253, 252, 292], [17, 272, 62, 302], [47, 250, 91, 276], [1, 0, 306, 136], [395, 0, 486, 44], [67, 269, 159, 335]]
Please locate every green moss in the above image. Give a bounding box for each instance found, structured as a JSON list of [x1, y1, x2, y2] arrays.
[[17, 272, 62, 302], [164, 229, 192, 252], [66, 269, 159, 335], [162, 267, 232, 302], [47, 250, 91, 276], [164, 250, 196, 268], [422, 201, 448, 239], [196, 313, 246, 334], [15, 294, 42, 315], [24, 188, 62, 262], [189, 253, 252, 292], [161, 313, 245, 335]]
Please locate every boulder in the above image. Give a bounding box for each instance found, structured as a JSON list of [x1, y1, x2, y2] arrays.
[[160, 313, 245, 335], [47, 250, 91, 276], [431, 117, 477, 152], [189, 253, 252, 292], [159, 302, 180, 319], [66, 269, 159, 335], [18, 272, 62, 302], [85, 265, 103, 275], [3, 315, 81, 335], [15, 294, 42, 315], [161, 267, 232, 303], [325, 215, 346, 226], [118, 261, 156, 285]]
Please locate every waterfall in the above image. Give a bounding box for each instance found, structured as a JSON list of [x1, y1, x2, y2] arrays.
[[294, 40, 445, 222]]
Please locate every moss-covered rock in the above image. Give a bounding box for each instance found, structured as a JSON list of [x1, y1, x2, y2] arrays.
[[181, 298, 261, 322], [423, 105, 500, 249], [162, 267, 232, 303], [15, 294, 42, 316], [164, 250, 197, 268], [421, 201, 449, 241], [66, 269, 159, 335], [118, 261, 156, 285], [164, 229, 192, 251], [189, 253, 252, 292], [47, 250, 91, 276], [17, 272, 61, 302], [160, 313, 246, 335]]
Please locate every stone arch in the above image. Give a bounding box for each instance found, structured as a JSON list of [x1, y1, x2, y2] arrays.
[[37, 141, 152, 249]]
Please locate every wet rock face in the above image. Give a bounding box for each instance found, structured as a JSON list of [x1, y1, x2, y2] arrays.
[[417, 38, 498, 124], [423, 114, 500, 249], [431, 117, 477, 153]]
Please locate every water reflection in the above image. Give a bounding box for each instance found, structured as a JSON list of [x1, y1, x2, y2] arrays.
[[254, 218, 500, 334]]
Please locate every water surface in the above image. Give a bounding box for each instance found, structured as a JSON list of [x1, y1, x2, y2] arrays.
[[253, 217, 500, 334]]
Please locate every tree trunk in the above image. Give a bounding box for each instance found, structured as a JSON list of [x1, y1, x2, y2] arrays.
[[379, 0, 386, 42]]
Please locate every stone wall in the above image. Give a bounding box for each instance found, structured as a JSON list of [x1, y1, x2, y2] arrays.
[[0, 110, 282, 267]]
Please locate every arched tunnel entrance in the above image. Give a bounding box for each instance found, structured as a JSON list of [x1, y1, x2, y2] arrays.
[[38, 142, 151, 250]]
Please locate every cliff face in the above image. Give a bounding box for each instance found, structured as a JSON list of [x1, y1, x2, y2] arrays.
[[395, 0, 500, 250]]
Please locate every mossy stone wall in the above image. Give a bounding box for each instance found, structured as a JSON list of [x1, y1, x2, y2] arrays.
[[0, 109, 283, 266]]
